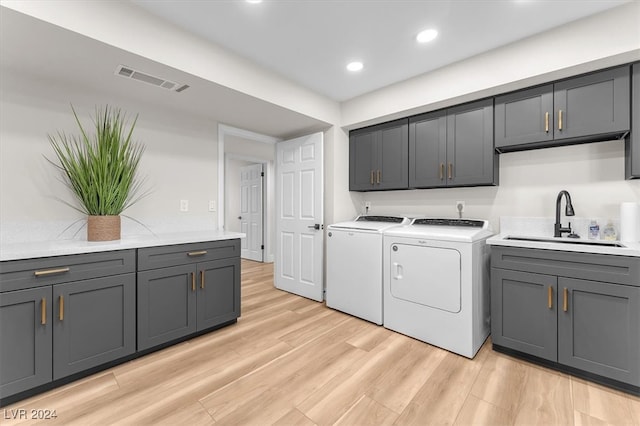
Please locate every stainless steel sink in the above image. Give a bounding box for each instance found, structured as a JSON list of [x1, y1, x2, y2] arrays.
[[505, 236, 626, 248]]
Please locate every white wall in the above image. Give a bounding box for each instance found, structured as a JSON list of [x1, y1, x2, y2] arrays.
[[0, 71, 219, 242], [354, 140, 640, 233]]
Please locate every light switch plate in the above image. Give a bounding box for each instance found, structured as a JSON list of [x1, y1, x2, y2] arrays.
[[180, 200, 189, 212], [209, 200, 216, 212]]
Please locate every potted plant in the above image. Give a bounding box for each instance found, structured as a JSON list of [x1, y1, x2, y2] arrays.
[[47, 105, 147, 241]]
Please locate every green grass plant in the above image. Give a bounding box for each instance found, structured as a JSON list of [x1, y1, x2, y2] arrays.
[[47, 105, 147, 216]]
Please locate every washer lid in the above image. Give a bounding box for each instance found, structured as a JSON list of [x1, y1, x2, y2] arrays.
[[384, 218, 493, 242], [328, 215, 411, 232]]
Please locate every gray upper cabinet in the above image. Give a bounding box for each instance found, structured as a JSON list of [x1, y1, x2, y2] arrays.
[[349, 119, 408, 191], [447, 99, 496, 186], [627, 62, 640, 179], [554, 66, 630, 140], [53, 274, 135, 380], [495, 84, 554, 148], [409, 110, 447, 188], [410, 98, 497, 188], [496, 65, 631, 152], [0, 286, 52, 399]]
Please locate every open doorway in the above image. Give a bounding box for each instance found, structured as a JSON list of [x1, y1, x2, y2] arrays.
[[226, 159, 264, 262], [219, 124, 278, 263]]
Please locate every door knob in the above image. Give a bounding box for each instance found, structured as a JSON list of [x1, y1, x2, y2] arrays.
[[308, 224, 321, 230], [238, 216, 242, 220]]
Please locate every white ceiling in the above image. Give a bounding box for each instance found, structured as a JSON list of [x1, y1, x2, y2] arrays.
[[131, 0, 630, 102], [0, 6, 329, 139]]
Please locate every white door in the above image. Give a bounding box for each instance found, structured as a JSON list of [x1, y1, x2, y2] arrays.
[[240, 163, 264, 262], [275, 132, 324, 301]]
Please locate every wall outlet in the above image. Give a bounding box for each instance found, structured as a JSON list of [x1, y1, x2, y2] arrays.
[[208, 200, 216, 212], [456, 201, 465, 213], [180, 200, 189, 212]]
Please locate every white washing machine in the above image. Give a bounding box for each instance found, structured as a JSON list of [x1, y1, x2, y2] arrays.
[[383, 218, 493, 358], [326, 215, 411, 325]]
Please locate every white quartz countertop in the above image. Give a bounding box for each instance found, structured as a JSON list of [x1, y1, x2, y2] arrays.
[[487, 217, 640, 257], [0, 230, 245, 261], [487, 234, 640, 257]]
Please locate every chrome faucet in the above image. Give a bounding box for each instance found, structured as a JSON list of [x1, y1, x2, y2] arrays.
[[554, 190, 575, 237]]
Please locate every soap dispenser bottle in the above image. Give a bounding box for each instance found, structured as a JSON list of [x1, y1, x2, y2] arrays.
[[588, 220, 600, 240], [602, 220, 617, 241]]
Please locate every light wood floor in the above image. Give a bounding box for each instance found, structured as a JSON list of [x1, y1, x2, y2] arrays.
[[3, 260, 639, 425]]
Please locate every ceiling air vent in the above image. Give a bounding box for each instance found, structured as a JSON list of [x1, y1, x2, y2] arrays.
[[114, 65, 188, 93]]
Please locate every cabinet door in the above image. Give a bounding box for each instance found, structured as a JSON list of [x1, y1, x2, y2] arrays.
[[0, 287, 52, 398], [376, 120, 408, 190], [491, 269, 557, 362], [409, 110, 447, 188], [53, 274, 135, 379], [554, 66, 630, 141], [446, 99, 496, 186], [137, 265, 197, 351], [196, 258, 241, 331], [627, 62, 640, 179], [495, 85, 554, 149], [349, 131, 376, 191], [558, 278, 640, 386]]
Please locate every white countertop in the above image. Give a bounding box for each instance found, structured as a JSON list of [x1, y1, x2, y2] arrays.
[[487, 217, 640, 257], [0, 230, 245, 261]]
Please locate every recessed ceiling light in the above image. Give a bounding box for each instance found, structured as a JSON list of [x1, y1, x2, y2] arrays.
[[346, 61, 363, 72], [416, 28, 438, 43], [246, 0, 263, 3]]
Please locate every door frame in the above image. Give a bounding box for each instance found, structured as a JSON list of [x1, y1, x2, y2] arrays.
[[218, 124, 279, 263]]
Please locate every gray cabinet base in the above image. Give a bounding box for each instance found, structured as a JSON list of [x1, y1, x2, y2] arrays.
[[0, 318, 237, 408], [493, 344, 640, 397]]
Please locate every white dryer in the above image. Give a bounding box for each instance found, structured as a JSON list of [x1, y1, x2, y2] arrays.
[[326, 215, 410, 325], [383, 218, 493, 358]]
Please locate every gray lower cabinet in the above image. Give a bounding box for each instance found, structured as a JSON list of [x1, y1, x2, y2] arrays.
[[491, 269, 557, 362], [137, 240, 241, 351], [491, 246, 640, 391], [137, 264, 197, 350], [558, 277, 639, 385], [0, 250, 136, 400], [0, 287, 52, 398], [496, 65, 631, 151], [52, 274, 135, 380], [627, 62, 640, 179], [349, 119, 409, 191], [409, 98, 497, 188]]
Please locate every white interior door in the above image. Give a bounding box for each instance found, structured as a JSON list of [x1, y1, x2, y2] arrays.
[[275, 132, 324, 301], [240, 163, 264, 262]]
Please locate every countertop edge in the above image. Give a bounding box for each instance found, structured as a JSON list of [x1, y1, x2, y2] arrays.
[[0, 231, 246, 261], [487, 234, 640, 257]]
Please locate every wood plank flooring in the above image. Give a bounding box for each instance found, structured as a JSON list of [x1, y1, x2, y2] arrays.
[[3, 260, 639, 425]]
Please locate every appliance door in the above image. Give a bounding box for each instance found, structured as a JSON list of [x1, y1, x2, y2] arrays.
[[389, 243, 461, 313], [326, 229, 383, 324]]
